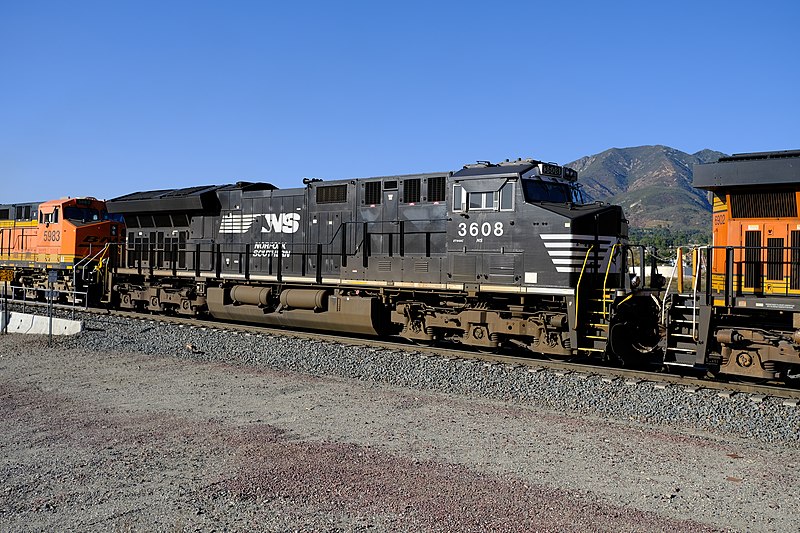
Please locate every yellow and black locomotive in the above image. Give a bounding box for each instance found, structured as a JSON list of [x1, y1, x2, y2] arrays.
[[664, 149, 800, 380]]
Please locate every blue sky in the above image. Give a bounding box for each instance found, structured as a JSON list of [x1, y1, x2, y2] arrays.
[[1, 0, 798, 202]]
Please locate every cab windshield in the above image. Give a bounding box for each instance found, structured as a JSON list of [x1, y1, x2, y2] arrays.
[[522, 180, 584, 204], [64, 207, 107, 222]]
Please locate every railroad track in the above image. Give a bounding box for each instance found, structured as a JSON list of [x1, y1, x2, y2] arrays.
[[7, 300, 800, 403]]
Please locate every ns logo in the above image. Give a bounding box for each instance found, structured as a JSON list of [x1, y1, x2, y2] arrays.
[[262, 213, 300, 234], [219, 211, 301, 235]]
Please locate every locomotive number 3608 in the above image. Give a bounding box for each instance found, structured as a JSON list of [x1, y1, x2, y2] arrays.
[[457, 222, 504, 237]]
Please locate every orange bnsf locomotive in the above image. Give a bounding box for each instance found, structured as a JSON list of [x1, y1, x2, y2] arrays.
[[664, 149, 800, 381], [0, 197, 122, 303]]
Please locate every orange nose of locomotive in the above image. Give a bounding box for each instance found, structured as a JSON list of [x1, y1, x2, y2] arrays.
[[35, 197, 122, 264], [69, 198, 123, 259]]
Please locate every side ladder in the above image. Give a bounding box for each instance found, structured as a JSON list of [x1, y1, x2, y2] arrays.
[[578, 287, 617, 354], [662, 246, 705, 366], [663, 293, 700, 366], [575, 243, 620, 356]]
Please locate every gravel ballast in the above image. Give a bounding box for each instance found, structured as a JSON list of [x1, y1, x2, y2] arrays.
[[64, 312, 800, 446], [1, 310, 799, 531]]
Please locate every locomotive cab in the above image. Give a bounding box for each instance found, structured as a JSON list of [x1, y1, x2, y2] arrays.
[[449, 160, 630, 288], [444, 159, 658, 362], [34, 197, 121, 264]]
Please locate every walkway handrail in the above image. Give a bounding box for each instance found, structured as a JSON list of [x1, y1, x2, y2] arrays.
[[661, 247, 683, 324], [574, 246, 595, 329], [691, 246, 708, 340]]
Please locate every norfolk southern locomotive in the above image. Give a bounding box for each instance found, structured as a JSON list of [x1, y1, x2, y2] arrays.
[[103, 158, 660, 363]]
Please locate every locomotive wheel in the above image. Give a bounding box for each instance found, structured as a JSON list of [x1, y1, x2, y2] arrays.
[[608, 322, 659, 368]]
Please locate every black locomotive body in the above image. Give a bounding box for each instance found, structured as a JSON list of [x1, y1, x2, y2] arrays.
[[106, 159, 658, 361]]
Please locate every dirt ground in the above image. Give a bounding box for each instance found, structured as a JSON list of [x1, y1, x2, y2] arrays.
[[1, 334, 798, 532]]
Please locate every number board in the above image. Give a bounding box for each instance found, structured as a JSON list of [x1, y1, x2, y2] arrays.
[[0, 269, 13, 282], [540, 163, 562, 177]]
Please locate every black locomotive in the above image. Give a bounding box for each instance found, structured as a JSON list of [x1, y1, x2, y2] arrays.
[[105, 158, 660, 362]]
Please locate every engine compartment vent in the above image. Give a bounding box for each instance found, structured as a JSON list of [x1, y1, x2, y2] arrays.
[[730, 191, 797, 219]]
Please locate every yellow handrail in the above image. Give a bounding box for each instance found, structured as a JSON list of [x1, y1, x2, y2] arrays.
[[92, 244, 111, 272], [601, 243, 620, 320], [602, 243, 619, 291], [574, 245, 595, 329]]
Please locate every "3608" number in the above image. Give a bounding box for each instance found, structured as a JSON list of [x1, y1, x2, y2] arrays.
[[457, 222, 504, 237]]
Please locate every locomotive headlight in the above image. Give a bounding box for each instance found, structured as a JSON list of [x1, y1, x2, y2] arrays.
[[630, 274, 641, 289]]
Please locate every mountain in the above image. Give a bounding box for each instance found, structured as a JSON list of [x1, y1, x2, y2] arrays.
[[566, 145, 727, 230]]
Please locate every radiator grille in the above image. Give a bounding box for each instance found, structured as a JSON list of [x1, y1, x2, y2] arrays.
[[403, 179, 421, 203], [792, 231, 800, 290], [364, 181, 381, 205], [744, 230, 762, 289], [766, 237, 784, 281], [316, 184, 348, 204], [428, 176, 446, 202], [730, 192, 797, 219]]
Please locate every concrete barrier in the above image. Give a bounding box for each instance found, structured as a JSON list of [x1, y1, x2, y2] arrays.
[[1, 311, 83, 336]]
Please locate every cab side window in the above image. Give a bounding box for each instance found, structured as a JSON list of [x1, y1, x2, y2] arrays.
[[499, 182, 514, 211], [453, 184, 465, 212], [453, 182, 514, 212], [468, 191, 494, 211]]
